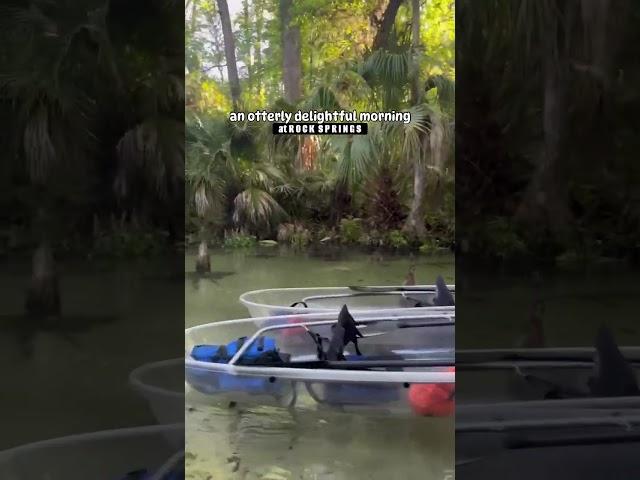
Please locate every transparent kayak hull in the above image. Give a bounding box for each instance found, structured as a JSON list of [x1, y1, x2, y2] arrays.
[[0, 424, 183, 480], [185, 311, 455, 416], [239, 285, 455, 318], [457, 440, 640, 480], [455, 347, 640, 466], [456, 347, 640, 405], [129, 358, 184, 425]]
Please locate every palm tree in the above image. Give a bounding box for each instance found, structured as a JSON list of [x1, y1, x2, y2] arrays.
[[186, 112, 233, 272], [303, 46, 454, 240], [1, 1, 104, 318], [186, 112, 288, 252], [457, 0, 625, 247], [1, 0, 184, 316]]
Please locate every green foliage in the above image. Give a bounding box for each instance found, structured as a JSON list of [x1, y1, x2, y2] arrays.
[[223, 230, 257, 249], [185, 0, 455, 248], [292, 228, 312, 249], [386, 229, 410, 249], [357, 229, 384, 248], [339, 217, 363, 244], [92, 218, 168, 258], [277, 222, 311, 248], [483, 218, 528, 260], [1, 0, 184, 254], [419, 237, 450, 255]]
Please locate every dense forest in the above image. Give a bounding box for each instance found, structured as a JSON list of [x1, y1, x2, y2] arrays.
[[457, 0, 640, 268], [0, 0, 184, 316], [185, 0, 455, 270]]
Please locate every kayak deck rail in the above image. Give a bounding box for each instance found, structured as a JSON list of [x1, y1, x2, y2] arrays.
[[226, 314, 455, 366], [239, 284, 455, 316], [185, 311, 456, 384]]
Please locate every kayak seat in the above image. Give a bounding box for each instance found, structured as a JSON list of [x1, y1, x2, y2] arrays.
[[344, 352, 404, 371], [187, 336, 289, 397], [307, 381, 400, 406], [191, 336, 278, 364], [307, 355, 402, 405], [185, 367, 287, 396]]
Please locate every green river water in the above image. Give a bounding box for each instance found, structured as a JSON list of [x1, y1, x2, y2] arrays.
[[185, 246, 455, 480], [5, 245, 635, 478]]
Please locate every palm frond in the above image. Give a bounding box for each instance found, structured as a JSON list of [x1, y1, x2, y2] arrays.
[[387, 104, 430, 165], [302, 85, 343, 111], [232, 188, 287, 231], [116, 116, 184, 199], [23, 105, 55, 184]]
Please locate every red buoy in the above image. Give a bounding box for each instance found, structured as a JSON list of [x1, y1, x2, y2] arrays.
[[408, 367, 455, 417], [282, 316, 306, 337]]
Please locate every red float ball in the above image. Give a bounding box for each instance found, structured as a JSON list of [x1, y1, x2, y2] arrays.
[[282, 316, 306, 337], [408, 367, 455, 417]]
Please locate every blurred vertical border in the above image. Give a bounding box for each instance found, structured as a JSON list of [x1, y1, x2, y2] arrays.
[[0, 0, 185, 477], [456, 0, 640, 478]]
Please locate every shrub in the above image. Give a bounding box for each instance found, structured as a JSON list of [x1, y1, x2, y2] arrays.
[[419, 238, 440, 255], [276, 222, 311, 249], [339, 217, 363, 244], [484, 217, 527, 259], [92, 215, 167, 257], [291, 228, 312, 249], [385, 229, 409, 249], [93, 231, 166, 257], [223, 230, 257, 249], [277, 223, 296, 243]]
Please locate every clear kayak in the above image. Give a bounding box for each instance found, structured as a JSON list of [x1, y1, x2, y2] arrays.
[[185, 309, 455, 416], [0, 424, 184, 480], [129, 358, 184, 425], [456, 346, 640, 406], [455, 346, 640, 468], [456, 434, 640, 480], [239, 283, 455, 317]]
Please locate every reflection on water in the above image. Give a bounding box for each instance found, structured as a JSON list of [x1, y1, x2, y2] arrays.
[[185, 247, 455, 479], [185, 247, 455, 328], [0, 257, 183, 450], [187, 405, 454, 480], [457, 270, 640, 349]]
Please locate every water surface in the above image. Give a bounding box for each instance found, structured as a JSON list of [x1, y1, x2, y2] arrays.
[[185, 247, 455, 479]]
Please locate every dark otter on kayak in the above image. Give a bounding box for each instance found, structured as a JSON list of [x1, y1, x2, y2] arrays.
[[588, 326, 639, 397], [433, 275, 455, 306], [326, 305, 364, 361]]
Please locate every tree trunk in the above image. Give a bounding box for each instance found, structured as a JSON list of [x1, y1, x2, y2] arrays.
[[279, 0, 302, 104], [403, 0, 427, 240], [405, 133, 428, 239], [195, 239, 211, 273], [216, 0, 241, 108], [255, 0, 264, 89], [25, 241, 61, 319], [517, 46, 571, 239], [190, 0, 198, 33], [372, 0, 404, 51], [410, 0, 421, 103], [242, 0, 253, 89]]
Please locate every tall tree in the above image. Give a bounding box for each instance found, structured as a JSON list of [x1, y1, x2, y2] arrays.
[[404, 0, 427, 238], [279, 0, 302, 103], [372, 0, 404, 50], [255, 0, 264, 84], [410, 0, 421, 103], [216, 0, 241, 108]]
